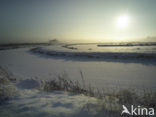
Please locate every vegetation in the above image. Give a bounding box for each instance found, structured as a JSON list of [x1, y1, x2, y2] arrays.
[[0, 67, 17, 104], [0, 67, 155, 116], [40, 71, 156, 111]]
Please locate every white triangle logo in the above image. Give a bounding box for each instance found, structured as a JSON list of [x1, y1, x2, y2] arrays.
[[121, 105, 131, 115]]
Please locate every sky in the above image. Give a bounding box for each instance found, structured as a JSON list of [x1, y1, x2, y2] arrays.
[[0, 0, 156, 43]]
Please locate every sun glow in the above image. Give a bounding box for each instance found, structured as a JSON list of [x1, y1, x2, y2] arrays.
[[116, 15, 130, 29]]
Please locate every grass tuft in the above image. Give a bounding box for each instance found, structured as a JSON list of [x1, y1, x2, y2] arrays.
[[0, 67, 17, 104], [40, 71, 156, 111]]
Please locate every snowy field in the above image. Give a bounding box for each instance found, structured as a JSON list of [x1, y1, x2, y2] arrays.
[[0, 43, 156, 91], [0, 43, 156, 117], [0, 89, 100, 117]]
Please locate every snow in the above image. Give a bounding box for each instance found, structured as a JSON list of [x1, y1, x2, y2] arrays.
[[0, 68, 105, 117], [16, 79, 40, 89], [0, 89, 99, 117], [0, 43, 156, 117], [32, 44, 156, 63], [0, 47, 156, 91]]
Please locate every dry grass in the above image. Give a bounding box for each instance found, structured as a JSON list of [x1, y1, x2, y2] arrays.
[[40, 71, 156, 111], [0, 66, 155, 116], [0, 67, 17, 104]]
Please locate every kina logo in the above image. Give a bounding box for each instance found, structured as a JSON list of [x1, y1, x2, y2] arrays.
[[121, 105, 154, 116]]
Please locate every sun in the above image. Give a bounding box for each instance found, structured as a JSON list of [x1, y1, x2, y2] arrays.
[[116, 15, 130, 29]]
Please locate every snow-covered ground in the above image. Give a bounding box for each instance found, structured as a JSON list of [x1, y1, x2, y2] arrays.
[[0, 44, 156, 91], [0, 89, 100, 117], [47, 43, 156, 53], [0, 43, 156, 117], [0, 65, 119, 117]]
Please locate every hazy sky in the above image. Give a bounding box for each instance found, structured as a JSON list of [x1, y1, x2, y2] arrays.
[[0, 0, 156, 43]]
